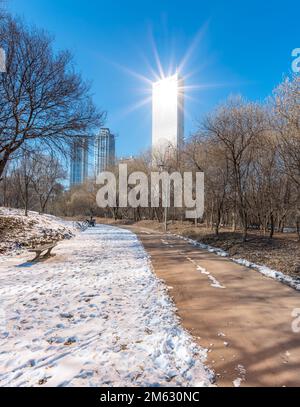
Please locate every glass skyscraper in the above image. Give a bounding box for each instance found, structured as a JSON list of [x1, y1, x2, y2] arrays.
[[94, 128, 115, 176], [70, 137, 89, 187], [152, 73, 184, 161]]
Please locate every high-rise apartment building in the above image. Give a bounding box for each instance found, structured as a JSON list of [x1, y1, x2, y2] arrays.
[[94, 128, 115, 176], [70, 137, 89, 187]]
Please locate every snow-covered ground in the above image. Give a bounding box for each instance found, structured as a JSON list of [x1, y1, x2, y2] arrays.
[[0, 207, 76, 256], [0, 225, 212, 387], [173, 233, 300, 291]]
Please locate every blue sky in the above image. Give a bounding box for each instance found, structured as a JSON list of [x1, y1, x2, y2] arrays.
[[6, 0, 300, 157]]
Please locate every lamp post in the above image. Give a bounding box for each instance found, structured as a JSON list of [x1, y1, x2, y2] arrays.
[[164, 180, 169, 233], [158, 160, 169, 233]]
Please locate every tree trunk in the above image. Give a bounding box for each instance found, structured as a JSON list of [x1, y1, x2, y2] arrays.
[[242, 211, 248, 242], [215, 207, 221, 236], [210, 200, 214, 231], [269, 213, 275, 239], [232, 210, 237, 232], [1, 172, 7, 206], [24, 185, 29, 217], [0, 154, 10, 181]]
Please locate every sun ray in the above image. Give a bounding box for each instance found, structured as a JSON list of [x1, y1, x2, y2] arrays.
[[117, 95, 153, 119], [95, 53, 153, 85], [99, 22, 243, 123], [148, 26, 165, 79], [138, 51, 162, 82], [178, 20, 210, 74]]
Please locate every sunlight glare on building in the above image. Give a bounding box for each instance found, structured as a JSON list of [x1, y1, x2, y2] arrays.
[[152, 73, 184, 162]]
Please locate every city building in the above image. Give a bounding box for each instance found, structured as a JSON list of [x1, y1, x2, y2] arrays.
[[152, 72, 184, 163], [118, 156, 135, 165], [94, 128, 115, 176], [70, 137, 89, 187]]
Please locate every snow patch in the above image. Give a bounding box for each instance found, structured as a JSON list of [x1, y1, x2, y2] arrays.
[[196, 266, 225, 289], [0, 224, 213, 387], [232, 258, 300, 291], [233, 378, 242, 387], [0, 207, 76, 257], [185, 256, 225, 289]]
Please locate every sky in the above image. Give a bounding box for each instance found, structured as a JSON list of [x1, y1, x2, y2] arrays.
[[5, 0, 300, 158]]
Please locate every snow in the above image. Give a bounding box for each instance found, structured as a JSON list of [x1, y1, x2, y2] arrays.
[[0, 207, 76, 257], [173, 233, 300, 292], [0, 224, 213, 387], [174, 234, 228, 258], [185, 256, 225, 289], [233, 378, 242, 387], [233, 364, 247, 387], [196, 266, 226, 290], [232, 258, 300, 291]]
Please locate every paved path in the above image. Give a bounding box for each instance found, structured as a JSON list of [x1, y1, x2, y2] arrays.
[[127, 226, 300, 387]]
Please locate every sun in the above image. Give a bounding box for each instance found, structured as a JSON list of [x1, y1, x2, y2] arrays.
[[152, 74, 179, 107], [107, 23, 232, 120]]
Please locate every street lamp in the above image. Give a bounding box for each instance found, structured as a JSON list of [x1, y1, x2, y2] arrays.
[[157, 155, 170, 233]]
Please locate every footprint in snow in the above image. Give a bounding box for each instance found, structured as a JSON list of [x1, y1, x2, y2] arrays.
[[59, 312, 73, 319]]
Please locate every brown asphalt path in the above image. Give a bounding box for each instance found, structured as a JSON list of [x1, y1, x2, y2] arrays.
[[126, 225, 300, 387]]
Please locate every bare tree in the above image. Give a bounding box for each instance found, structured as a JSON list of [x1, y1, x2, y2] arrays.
[[203, 97, 267, 241], [273, 75, 300, 185], [30, 154, 66, 213], [272, 75, 300, 239], [0, 16, 105, 179], [13, 152, 35, 216]]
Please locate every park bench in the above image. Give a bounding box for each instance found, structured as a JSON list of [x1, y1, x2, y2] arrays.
[[28, 242, 57, 261], [87, 219, 96, 227]]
